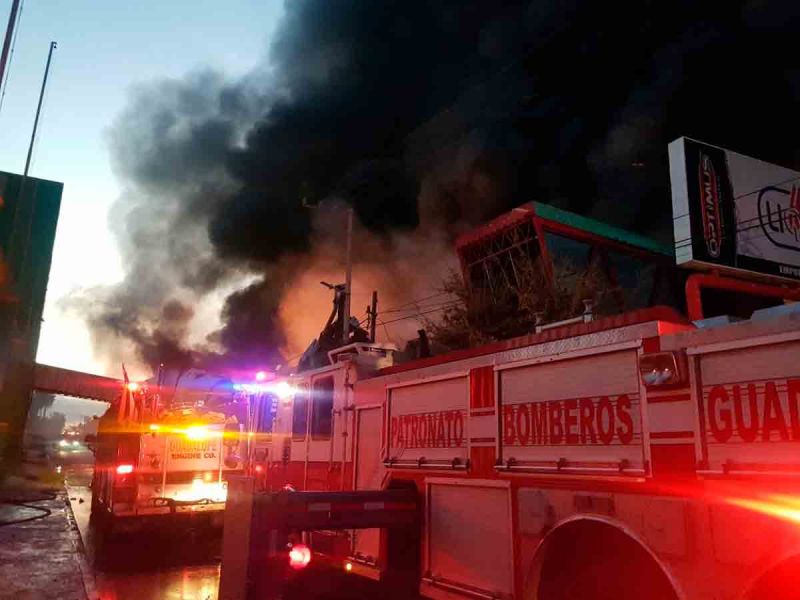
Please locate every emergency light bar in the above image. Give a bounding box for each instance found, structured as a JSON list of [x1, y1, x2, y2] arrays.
[[233, 380, 295, 399], [184, 425, 210, 440], [145, 423, 224, 439]]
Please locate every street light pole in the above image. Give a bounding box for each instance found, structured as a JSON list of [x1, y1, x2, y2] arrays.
[[342, 207, 353, 345], [24, 41, 57, 180], [15, 41, 56, 333]]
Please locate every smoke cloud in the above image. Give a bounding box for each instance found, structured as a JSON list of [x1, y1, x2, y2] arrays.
[[71, 0, 800, 375]]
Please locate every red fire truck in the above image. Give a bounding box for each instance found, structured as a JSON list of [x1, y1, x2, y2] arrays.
[[91, 369, 247, 534], [221, 139, 800, 600]]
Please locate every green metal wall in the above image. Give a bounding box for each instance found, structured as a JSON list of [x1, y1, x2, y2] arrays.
[[0, 170, 63, 464]]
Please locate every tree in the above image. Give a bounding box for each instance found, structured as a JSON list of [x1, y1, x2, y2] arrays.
[[424, 255, 615, 351], [28, 392, 56, 419]]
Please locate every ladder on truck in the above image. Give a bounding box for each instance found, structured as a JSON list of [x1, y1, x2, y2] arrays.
[[219, 478, 420, 600]]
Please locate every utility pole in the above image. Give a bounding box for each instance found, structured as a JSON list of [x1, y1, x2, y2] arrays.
[[302, 197, 355, 348], [369, 291, 378, 343], [0, 0, 21, 102], [342, 206, 353, 345]]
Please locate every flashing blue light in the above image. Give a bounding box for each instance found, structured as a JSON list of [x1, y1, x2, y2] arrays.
[[231, 380, 294, 397]]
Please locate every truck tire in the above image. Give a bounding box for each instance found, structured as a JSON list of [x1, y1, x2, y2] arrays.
[[96, 508, 116, 542], [747, 556, 800, 600], [89, 494, 100, 521], [89, 476, 103, 523], [536, 521, 677, 600]]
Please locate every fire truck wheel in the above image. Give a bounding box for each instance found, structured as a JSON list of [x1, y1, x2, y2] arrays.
[[89, 495, 100, 521], [746, 555, 800, 600], [96, 509, 117, 541], [89, 484, 103, 519], [535, 520, 677, 600]]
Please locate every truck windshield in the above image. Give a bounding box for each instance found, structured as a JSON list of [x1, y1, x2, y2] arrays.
[[257, 393, 277, 433], [292, 385, 309, 440]]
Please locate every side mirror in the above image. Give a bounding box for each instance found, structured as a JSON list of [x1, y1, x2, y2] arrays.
[[84, 434, 97, 453]]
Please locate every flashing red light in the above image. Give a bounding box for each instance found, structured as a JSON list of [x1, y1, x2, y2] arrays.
[[255, 370, 267, 381], [116, 464, 134, 475], [726, 493, 800, 525], [127, 382, 140, 392], [254, 464, 264, 474], [288, 544, 311, 570]]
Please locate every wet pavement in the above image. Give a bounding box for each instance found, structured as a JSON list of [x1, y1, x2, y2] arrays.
[[0, 476, 88, 599], [61, 457, 405, 600], [64, 461, 222, 600]]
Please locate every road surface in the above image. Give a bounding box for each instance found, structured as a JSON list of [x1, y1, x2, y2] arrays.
[[63, 456, 222, 600], [60, 452, 398, 600]]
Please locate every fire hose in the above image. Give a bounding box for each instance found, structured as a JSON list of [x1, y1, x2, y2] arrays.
[[0, 490, 56, 527]]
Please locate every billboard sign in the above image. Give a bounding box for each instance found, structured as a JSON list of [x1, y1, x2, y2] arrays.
[[669, 137, 800, 281]]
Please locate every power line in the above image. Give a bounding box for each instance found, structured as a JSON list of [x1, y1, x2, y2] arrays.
[[379, 291, 451, 314], [381, 297, 460, 315], [672, 197, 800, 250], [733, 175, 800, 201], [673, 214, 798, 250], [380, 321, 396, 345], [379, 302, 461, 326]]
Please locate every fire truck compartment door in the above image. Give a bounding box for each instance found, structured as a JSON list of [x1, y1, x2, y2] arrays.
[[425, 479, 513, 596], [387, 375, 468, 467], [352, 406, 383, 561], [498, 348, 644, 472], [356, 406, 384, 490], [695, 339, 800, 473]]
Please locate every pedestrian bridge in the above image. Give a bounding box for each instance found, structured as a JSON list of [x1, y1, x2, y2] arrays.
[[33, 363, 121, 404]]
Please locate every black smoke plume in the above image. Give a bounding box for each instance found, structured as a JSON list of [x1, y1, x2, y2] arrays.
[[74, 0, 800, 374]]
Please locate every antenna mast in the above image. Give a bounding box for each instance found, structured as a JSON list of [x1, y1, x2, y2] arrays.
[[10, 40, 57, 334], [24, 41, 57, 179], [342, 207, 353, 344]]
